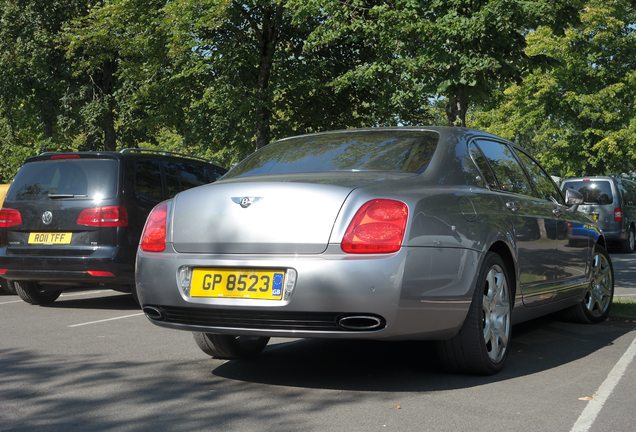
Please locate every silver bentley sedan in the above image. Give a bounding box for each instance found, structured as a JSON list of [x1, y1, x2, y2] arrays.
[[136, 127, 614, 374]]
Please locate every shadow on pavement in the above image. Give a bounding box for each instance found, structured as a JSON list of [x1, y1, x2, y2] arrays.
[[49, 292, 139, 311], [212, 316, 636, 391], [1, 316, 634, 431]]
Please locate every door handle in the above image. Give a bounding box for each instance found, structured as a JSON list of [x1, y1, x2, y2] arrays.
[[506, 201, 520, 212]]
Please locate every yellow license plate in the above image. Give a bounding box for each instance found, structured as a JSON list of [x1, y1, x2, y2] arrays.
[[28, 232, 72, 245], [190, 268, 285, 300]]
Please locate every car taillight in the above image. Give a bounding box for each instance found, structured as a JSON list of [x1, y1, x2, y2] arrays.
[[0, 208, 22, 228], [140, 202, 168, 252], [87, 270, 115, 277], [614, 208, 623, 222], [50, 154, 80, 159], [341, 199, 408, 254], [76, 206, 128, 227]]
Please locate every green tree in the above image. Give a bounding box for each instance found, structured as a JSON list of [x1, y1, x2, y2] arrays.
[[163, 0, 387, 163], [0, 0, 91, 181], [62, 0, 175, 151], [473, 0, 636, 176], [290, 0, 581, 127]]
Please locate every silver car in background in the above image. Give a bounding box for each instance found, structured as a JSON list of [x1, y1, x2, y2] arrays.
[[561, 176, 636, 253], [136, 127, 613, 374]]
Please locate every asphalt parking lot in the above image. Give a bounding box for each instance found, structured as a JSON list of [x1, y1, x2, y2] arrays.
[[1, 254, 635, 432]]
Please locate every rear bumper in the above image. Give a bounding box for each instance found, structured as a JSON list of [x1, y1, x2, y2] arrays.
[[136, 244, 483, 341], [0, 246, 134, 287], [601, 229, 625, 242]]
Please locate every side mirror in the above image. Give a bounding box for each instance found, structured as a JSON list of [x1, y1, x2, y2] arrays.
[[565, 188, 584, 209]]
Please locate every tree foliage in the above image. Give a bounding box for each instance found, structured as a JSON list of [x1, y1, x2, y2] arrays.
[[473, 0, 636, 176], [0, 0, 633, 183]]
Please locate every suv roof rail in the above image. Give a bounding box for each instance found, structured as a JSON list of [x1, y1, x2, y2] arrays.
[[119, 148, 210, 163]]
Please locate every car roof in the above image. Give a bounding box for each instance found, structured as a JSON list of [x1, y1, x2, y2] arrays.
[[24, 149, 221, 167], [272, 126, 512, 146]]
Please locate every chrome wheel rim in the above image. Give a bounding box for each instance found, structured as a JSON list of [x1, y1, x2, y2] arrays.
[[482, 265, 510, 363], [585, 251, 613, 317]]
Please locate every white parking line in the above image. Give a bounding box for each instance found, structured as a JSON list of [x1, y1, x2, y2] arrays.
[[68, 312, 144, 328], [60, 290, 109, 298], [570, 334, 636, 432], [0, 299, 23, 305]]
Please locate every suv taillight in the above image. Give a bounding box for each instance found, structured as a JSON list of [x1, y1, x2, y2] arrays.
[[140, 202, 168, 252], [341, 199, 408, 254], [0, 208, 22, 228], [614, 208, 623, 222], [76, 206, 128, 227]]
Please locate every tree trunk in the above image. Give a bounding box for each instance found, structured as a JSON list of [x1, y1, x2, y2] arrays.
[[99, 59, 117, 151], [445, 87, 469, 127], [254, 5, 280, 150]]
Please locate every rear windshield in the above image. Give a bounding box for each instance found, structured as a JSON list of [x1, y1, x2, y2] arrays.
[[7, 159, 118, 201], [562, 180, 614, 205], [225, 131, 439, 179]]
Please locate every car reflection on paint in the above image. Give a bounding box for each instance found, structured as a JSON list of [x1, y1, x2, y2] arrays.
[[136, 127, 614, 375]]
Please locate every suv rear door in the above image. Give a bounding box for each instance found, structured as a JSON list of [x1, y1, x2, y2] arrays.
[[561, 178, 616, 232], [1, 156, 123, 255]]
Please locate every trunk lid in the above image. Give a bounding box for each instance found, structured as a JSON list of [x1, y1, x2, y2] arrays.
[[171, 175, 389, 254]]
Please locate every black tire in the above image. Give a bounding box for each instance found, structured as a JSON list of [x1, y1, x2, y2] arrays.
[[14, 281, 62, 305], [193, 333, 270, 359], [621, 226, 635, 253], [130, 285, 140, 307], [1, 279, 16, 295], [438, 252, 512, 375], [562, 244, 614, 324]]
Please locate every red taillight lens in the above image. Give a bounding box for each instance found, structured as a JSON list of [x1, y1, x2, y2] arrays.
[[0, 208, 22, 228], [140, 202, 168, 252], [50, 154, 81, 159], [0, 269, 8, 275], [76, 206, 128, 227], [614, 208, 623, 222], [341, 199, 408, 254], [87, 270, 114, 277]]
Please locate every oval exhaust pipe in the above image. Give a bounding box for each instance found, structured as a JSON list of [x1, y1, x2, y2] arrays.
[[338, 315, 383, 331], [143, 306, 164, 321]]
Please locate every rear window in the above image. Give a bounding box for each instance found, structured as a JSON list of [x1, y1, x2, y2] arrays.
[[225, 131, 439, 179], [562, 180, 614, 205], [7, 159, 118, 201]]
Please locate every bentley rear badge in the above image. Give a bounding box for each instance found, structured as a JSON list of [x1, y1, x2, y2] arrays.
[[231, 197, 263, 208]]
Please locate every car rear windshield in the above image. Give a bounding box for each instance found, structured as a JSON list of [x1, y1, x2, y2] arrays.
[[7, 159, 118, 201], [225, 131, 439, 179], [562, 180, 614, 205]]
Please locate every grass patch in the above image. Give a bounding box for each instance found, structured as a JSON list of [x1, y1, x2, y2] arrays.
[[611, 298, 636, 320]]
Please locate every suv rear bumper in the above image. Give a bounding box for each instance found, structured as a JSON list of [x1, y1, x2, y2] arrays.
[[0, 247, 135, 288]]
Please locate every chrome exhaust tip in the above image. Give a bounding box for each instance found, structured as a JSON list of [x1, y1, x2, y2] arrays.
[[338, 315, 384, 331], [143, 306, 164, 321]]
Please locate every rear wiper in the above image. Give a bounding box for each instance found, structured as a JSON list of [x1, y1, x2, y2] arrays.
[[47, 193, 88, 199]]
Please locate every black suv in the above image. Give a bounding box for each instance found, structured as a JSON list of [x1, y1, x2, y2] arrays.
[[0, 149, 226, 305]]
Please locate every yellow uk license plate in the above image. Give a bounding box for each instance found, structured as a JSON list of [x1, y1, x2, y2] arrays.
[[28, 232, 72, 245], [189, 268, 285, 300]]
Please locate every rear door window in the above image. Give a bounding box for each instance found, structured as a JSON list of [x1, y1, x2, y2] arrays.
[[515, 150, 564, 204], [135, 160, 163, 202], [7, 159, 118, 201], [562, 180, 614, 205], [163, 160, 210, 197], [475, 140, 533, 196]]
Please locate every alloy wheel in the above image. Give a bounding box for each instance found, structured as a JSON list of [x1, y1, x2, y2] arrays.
[[482, 265, 511, 363], [585, 252, 613, 317]]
